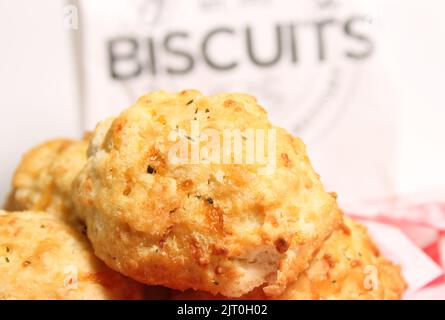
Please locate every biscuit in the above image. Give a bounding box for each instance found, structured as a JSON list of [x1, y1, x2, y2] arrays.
[[0, 210, 145, 300], [172, 217, 407, 300], [5, 138, 88, 221], [72, 90, 342, 297]]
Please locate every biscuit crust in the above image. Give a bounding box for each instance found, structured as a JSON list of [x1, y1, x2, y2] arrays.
[[0, 210, 145, 300], [5, 139, 88, 221], [172, 218, 407, 300], [72, 90, 342, 297]]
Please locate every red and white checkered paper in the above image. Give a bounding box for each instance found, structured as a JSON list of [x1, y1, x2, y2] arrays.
[[344, 191, 445, 300]]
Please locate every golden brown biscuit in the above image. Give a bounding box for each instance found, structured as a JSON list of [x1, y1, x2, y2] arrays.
[[0, 210, 145, 300], [172, 217, 407, 300], [5, 138, 88, 221], [72, 90, 342, 297]]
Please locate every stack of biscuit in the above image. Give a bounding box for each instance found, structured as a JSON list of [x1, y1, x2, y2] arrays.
[[1, 90, 407, 300]]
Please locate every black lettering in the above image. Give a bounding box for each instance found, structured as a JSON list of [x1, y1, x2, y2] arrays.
[[246, 25, 283, 67], [290, 24, 298, 63], [147, 38, 157, 75], [202, 27, 237, 70], [108, 37, 142, 80], [344, 17, 374, 59], [314, 19, 335, 61], [163, 32, 194, 75]]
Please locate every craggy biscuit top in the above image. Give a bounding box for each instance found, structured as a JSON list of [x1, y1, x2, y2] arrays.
[[5, 139, 88, 221], [0, 210, 145, 300], [277, 217, 407, 300], [72, 90, 342, 297]]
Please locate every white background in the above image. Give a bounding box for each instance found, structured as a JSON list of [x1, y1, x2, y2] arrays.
[[0, 0, 444, 204]]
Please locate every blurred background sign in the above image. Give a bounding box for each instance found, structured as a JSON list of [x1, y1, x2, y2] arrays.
[[0, 0, 444, 207]]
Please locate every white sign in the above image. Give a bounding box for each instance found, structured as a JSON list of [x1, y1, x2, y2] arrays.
[[76, 0, 398, 204]]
